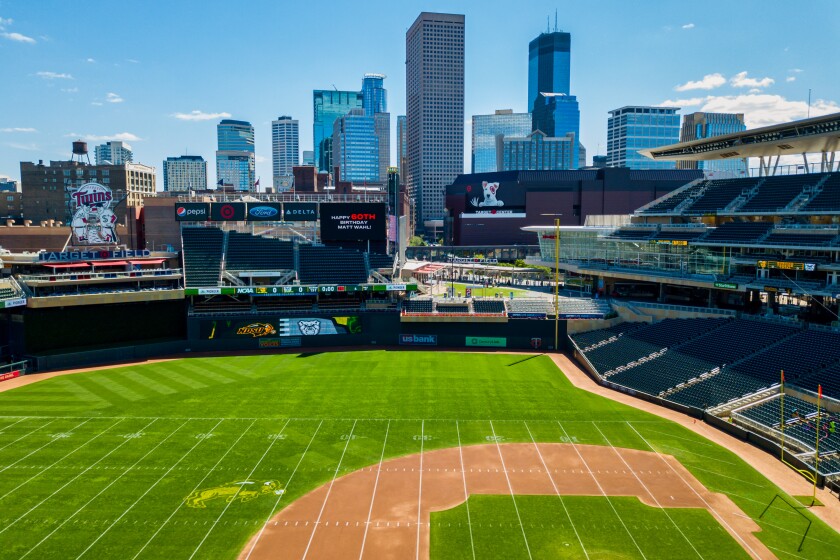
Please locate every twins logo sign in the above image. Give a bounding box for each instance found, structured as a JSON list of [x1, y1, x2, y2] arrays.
[[70, 182, 118, 245]]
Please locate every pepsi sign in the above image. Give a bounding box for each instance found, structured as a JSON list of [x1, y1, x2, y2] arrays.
[[174, 203, 209, 221], [246, 203, 281, 221]]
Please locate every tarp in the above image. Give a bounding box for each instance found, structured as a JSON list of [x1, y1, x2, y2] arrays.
[[88, 260, 128, 267], [42, 262, 90, 269]]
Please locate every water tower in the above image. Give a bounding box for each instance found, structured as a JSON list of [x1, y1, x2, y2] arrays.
[[71, 140, 90, 164]]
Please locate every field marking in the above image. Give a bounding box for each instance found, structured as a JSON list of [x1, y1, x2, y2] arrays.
[[455, 421, 476, 560], [625, 421, 761, 560], [523, 421, 588, 559], [0, 418, 92, 475], [10, 417, 167, 554], [132, 419, 258, 560], [0, 418, 58, 453], [188, 418, 292, 560], [75, 419, 226, 559], [358, 419, 390, 560], [557, 421, 647, 559], [244, 420, 324, 560], [592, 421, 703, 559], [0, 414, 667, 423], [0, 417, 28, 433], [489, 420, 533, 560], [0, 418, 125, 502], [416, 419, 424, 560], [301, 419, 358, 560]]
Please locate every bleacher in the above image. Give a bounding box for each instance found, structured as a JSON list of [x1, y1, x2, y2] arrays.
[[667, 369, 768, 409], [650, 228, 707, 241], [435, 304, 470, 314], [731, 328, 840, 386], [803, 172, 840, 211], [182, 227, 224, 287], [298, 245, 368, 285], [473, 299, 506, 314], [226, 231, 294, 271], [735, 395, 840, 455], [739, 175, 816, 212], [698, 221, 773, 244], [558, 296, 611, 316], [685, 178, 759, 214], [762, 230, 837, 246], [605, 228, 656, 241], [367, 252, 394, 270], [508, 299, 553, 315], [403, 299, 434, 314], [640, 183, 706, 214], [569, 322, 644, 351], [796, 362, 840, 400]]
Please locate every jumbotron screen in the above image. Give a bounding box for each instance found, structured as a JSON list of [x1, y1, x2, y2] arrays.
[[319, 203, 387, 241]]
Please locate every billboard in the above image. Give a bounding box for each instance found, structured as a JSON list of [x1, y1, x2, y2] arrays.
[[399, 334, 438, 346], [175, 203, 210, 221], [283, 203, 318, 221], [465, 336, 507, 347], [319, 203, 387, 241], [246, 203, 282, 221], [201, 316, 361, 339], [210, 202, 246, 221], [463, 181, 526, 214], [70, 182, 119, 245]]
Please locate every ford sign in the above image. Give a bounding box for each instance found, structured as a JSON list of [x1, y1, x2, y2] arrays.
[[249, 206, 279, 218]]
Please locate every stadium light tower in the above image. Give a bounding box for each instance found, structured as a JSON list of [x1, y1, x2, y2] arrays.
[[541, 213, 562, 351]]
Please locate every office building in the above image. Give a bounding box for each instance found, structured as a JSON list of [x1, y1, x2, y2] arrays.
[[406, 12, 465, 229], [528, 30, 571, 111], [271, 116, 299, 191], [592, 155, 607, 168], [94, 141, 133, 165], [162, 155, 207, 192], [679, 112, 748, 175], [606, 106, 681, 169], [332, 109, 379, 183], [499, 130, 576, 171], [396, 115, 407, 179], [471, 109, 531, 173], [374, 112, 390, 184], [302, 150, 315, 166], [0, 177, 18, 192], [362, 73, 387, 116], [313, 90, 363, 172], [216, 119, 255, 190]]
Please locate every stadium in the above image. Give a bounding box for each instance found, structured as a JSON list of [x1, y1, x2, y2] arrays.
[[1, 113, 840, 558]]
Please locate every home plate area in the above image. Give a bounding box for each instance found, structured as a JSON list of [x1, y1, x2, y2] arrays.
[[240, 443, 773, 560]]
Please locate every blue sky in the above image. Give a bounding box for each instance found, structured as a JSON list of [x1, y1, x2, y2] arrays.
[[1, 0, 838, 187]]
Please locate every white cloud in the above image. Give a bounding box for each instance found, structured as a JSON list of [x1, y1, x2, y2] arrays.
[[701, 94, 839, 128], [66, 132, 142, 142], [0, 127, 37, 133], [0, 17, 13, 28], [106, 92, 123, 103], [1, 31, 35, 43], [255, 155, 268, 163], [172, 110, 232, 122], [681, 23, 695, 29], [4, 142, 40, 151], [86, 58, 96, 63], [61, 87, 79, 93], [748, 88, 761, 94], [674, 73, 725, 91], [789, 68, 803, 74], [786, 76, 796, 83], [730, 71, 774, 88], [91, 102, 103, 106], [36, 71, 73, 80], [126, 58, 140, 64], [658, 97, 705, 108]]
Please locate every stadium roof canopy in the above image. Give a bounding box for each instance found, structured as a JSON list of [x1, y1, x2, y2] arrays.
[[639, 112, 840, 162]]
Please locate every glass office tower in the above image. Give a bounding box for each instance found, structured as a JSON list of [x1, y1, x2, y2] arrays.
[[606, 106, 681, 169], [332, 109, 379, 182], [313, 90, 363, 172], [216, 119, 255, 190], [679, 112, 747, 176], [471, 110, 532, 173], [528, 31, 571, 112], [362, 73, 387, 116]]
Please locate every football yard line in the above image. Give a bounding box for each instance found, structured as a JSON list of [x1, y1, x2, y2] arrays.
[[416, 419, 424, 560], [489, 420, 533, 560], [131, 419, 258, 560], [0, 418, 126, 502], [188, 418, 292, 560], [18, 418, 184, 559], [591, 421, 703, 559], [300, 419, 358, 560], [557, 421, 647, 560], [0, 418, 58, 453], [74, 418, 226, 559], [523, 421, 589, 559], [455, 420, 476, 560], [0, 418, 92, 475], [0, 417, 28, 433], [244, 420, 324, 560], [358, 419, 390, 560]]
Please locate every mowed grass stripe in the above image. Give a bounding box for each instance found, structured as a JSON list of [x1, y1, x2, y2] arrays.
[[176, 361, 240, 385], [153, 365, 209, 390], [86, 375, 145, 402], [117, 370, 179, 395]]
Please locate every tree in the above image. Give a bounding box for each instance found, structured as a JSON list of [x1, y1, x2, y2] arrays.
[[409, 236, 427, 247]]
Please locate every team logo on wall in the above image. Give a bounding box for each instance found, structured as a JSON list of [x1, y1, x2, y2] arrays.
[[236, 323, 277, 337], [297, 320, 321, 336], [469, 181, 504, 208], [530, 337, 542, 349], [70, 182, 118, 245]]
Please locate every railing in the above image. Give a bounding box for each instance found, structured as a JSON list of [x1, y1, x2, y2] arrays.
[[19, 268, 182, 283], [623, 300, 737, 315], [177, 193, 387, 203]]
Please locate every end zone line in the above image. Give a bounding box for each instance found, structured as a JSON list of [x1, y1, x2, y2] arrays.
[[358, 419, 390, 560], [188, 418, 292, 560], [591, 421, 703, 559], [0, 418, 92, 475], [523, 421, 589, 560], [301, 419, 358, 560], [625, 421, 761, 560], [455, 421, 476, 560], [489, 420, 533, 560], [0, 418, 58, 454], [244, 420, 324, 560], [415, 419, 424, 560], [132, 419, 258, 560], [557, 421, 647, 560], [75, 418, 226, 560]]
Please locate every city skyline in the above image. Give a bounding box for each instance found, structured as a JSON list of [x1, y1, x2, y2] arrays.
[[1, 0, 838, 187]]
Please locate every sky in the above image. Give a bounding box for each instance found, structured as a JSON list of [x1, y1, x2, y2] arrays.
[[1, 0, 839, 188]]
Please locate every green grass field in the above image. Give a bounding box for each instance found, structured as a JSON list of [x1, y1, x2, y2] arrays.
[[0, 351, 837, 559], [436, 282, 544, 299]]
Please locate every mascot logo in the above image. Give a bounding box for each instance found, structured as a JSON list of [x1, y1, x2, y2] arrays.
[[298, 320, 321, 336], [184, 480, 284, 509], [469, 181, 504, 208], [70, 182, 118, 245], [236, 323, 277, 337]]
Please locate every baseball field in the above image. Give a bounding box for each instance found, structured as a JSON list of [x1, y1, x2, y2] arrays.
[[0, 351, 837, 559]]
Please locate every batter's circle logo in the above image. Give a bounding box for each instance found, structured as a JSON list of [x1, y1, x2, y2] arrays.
[[176, 206, 187, 217], [220, 204, 235, 220]]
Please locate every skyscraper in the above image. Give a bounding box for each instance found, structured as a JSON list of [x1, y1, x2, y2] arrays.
[[302, 151, 315, 166], [216, 119, 255, 190], [471, 110, 532, 173], [396, 115, 407, 179], [163, 155, 207, 192], [374, 112, 390, 184], [606, 106, 681, 169], [362, 73, 387, 116], [499, 130, 576, 171], [94, 141, 133, 165], [332, 109, 379, 183], [313, 90, 363, 172], [272, 116, 299, 191], [406, 12, 465, 230], [679, 112, 747, 175]]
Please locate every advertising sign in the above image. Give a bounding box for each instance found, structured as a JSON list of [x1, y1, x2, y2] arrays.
[[70, 182, 118, 245], [0, 370, 21, 383], [1, 298, 27, 309], [508, 312, 546, 319], [201, 317, 361, 340], [465, 336, 507, 347], [175, 203, 210, 221], [756, 260, 815, 271], [211, 202, 246, 221], [246, 203, 282, 221], [39, 249, 151, 262], [399, 334, 438, 346], [319, 203, 387, 241], [714, 282, 738, 290], [185, 284, 418, 296], [463, 181, 526, 213], [283, 203, 318, 221]]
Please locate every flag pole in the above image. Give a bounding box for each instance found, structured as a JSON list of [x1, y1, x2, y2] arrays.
[[780, 370, 785, 463], [814, 384, 822, 503]]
